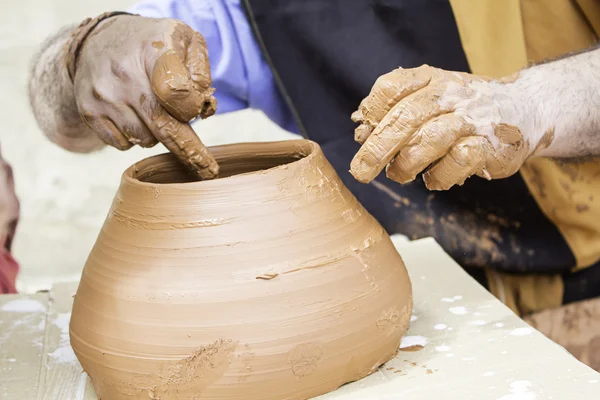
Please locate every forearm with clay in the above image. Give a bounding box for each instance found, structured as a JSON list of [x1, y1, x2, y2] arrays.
[[506, 47, 600, 159], [350, 46, 600, 191], [29, 24, 104, 153], [28, 13, 220, 179]]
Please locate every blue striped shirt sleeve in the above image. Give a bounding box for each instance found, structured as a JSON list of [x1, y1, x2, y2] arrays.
[[129, 0, 298, 133]]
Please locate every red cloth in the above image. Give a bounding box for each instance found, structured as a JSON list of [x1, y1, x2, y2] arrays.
[[0, 235, 17, 293], [0, 146, 20, 294]]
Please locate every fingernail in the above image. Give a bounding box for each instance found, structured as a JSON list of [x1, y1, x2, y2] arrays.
[[423, 173, 443, 191], [208, 162, 219, 176], [351, 109, 363, 123], [354, 124, 371, 143], [200, 95, 217, 118], [386, 165, 415, 184], [480, 168, 492, 180], [197, 163, 219, 179], [349, 162, 371, 183]]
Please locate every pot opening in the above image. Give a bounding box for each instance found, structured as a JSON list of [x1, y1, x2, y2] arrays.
[[132, 141, 313, 184]]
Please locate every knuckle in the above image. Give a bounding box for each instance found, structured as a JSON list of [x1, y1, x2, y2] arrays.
[[163, 18, 185, 30], [453, 142, 475, 159], [110, 60, 131, 82], [416, 64, 435, 75], [392, 104, 420, 127], [77, 105, 97, 128], [77, 106, 95, 121], [133, 128, 158, 148], [120, 126, 139, 143], [168, 19, 193, 45], [91, 87, 104, 102], [172, 19, 190, 31], [404, 142, 424, 160], [191, 30, 207, 47], [374, 73, 393, 90], [421, 121, 443, 139], [453, 138, 487, 165], [154, 114, 181, 141], [90, 85, 115, 103], [111, 134, 134, 151], [98, 118, 132, 150], [448, 116, 467, 132], [139, 93, 158, 116], [163, 119, 183, 138]]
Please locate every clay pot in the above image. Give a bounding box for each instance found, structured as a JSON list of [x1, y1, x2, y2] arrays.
[[70, 139, 412, 400]]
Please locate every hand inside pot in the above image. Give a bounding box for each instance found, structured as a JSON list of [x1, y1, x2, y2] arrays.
[[68, 15, 219, 179]]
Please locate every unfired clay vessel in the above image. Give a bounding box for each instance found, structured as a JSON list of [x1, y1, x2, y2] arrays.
[[70, 139, 413, 400]]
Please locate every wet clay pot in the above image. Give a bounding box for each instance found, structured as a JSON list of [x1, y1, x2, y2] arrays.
[[70, 139, 413, 400]]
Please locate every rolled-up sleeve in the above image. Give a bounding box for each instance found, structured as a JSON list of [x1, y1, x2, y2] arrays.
[[129, 0, 298, 133]]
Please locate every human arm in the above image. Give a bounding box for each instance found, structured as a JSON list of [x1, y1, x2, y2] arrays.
[[28, 13, 219, 178], [28, 1, 297, 176], [28, 24, 102, 154], [349, 47, 600, 190]]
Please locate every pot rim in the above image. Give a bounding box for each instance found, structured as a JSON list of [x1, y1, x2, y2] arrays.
[[123, 139, 318, 188]]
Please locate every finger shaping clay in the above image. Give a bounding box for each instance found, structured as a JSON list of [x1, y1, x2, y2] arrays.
[[70, 139, 413, 400]]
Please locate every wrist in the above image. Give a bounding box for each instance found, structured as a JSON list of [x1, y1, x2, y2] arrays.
[[495, 71, 551, 157], [500, 49, 600, 159], [63, 11, 134, 83]]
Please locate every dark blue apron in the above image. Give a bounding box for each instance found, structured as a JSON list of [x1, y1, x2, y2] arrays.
[[241, 0, 599, 304]]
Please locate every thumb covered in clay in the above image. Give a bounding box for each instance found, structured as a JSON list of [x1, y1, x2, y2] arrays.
[[71, 15, 219, 179], [150, 28, 217, 123]]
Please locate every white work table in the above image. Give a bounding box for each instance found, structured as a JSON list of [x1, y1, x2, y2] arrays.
[[2, 237, 599, 399]]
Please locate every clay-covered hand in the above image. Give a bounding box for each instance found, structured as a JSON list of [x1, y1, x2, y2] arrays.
[[72, 15, 218, 179], [350, 65, 545, 190]]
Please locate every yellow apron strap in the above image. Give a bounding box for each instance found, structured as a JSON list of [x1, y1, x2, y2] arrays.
[[519, 0, 600, 270], [449, 0, 565, 315], [449, 0, 600, 272], [521, 0, 598, 61], [485, 269, 564, 316], [449, 0, 529, 76], [576, 0, 600, 35]]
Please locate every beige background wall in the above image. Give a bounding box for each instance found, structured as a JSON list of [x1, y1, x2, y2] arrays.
[[0, 0, 296, 291]]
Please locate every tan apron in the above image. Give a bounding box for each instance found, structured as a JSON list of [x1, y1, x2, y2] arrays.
[[449, 0, 600, 316]]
